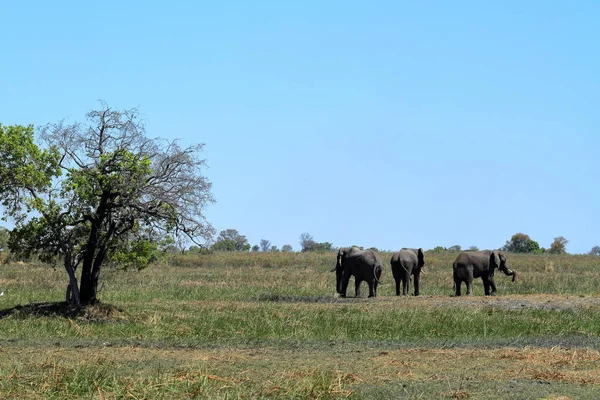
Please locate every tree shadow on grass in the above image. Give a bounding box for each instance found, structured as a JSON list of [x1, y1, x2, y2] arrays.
[[0, 301, 126, 322]]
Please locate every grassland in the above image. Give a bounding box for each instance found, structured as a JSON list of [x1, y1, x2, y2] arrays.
[[1, 251, 600, 399]]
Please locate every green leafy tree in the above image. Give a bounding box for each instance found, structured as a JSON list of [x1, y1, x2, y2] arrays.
[[212, 229, 250, 251], [448, 245, 462, 252], [503, 233, 541, 253], [270, 245, 279, 252], [211, 240, 236, 251], [0, 104, 214, 306], [549, 236, 568, 254], [251, 245, 260, 252], [468, 246, 479, 251], [589, 246, 600, 256], [188, 245, 210, 254], [0, 226, 9, 251], [313, 242, 333, 251], [281, 244, 293, 252]]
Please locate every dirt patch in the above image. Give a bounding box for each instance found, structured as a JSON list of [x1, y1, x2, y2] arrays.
[[180, 280, 230, 287], [388, 294, 600, 312], [257, 293, 345, 303], [254, 293, 600, 311]]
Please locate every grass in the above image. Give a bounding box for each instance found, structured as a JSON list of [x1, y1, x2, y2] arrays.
[[1, 251, 600, 398]]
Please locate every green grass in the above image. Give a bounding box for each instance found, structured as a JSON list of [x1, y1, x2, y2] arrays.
[[1, 251, 600, 398]]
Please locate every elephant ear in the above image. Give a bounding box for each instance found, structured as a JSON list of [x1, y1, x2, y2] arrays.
[[334, 249, 344, 271], [490, 250, 500, 268], [417, 248, 424, 266]]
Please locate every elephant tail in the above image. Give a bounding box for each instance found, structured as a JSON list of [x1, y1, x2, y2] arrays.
[[399, 260, 409, 273], [374, 264, 383, 283]]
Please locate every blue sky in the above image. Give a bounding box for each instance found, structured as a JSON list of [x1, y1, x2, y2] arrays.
[[1, 1, 598, 253]]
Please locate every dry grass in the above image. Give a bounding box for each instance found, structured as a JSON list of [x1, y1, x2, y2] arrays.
[[2, 344, 600, 398], [2, 252, 600, 398]]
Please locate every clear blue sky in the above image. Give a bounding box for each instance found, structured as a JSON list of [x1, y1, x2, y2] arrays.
[[1, 1, 598, 253]]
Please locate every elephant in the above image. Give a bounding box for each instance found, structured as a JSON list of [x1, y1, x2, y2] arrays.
[[390, 248, 425, 296], [332, 247, 383, 298], [453, 250, 516, 296]]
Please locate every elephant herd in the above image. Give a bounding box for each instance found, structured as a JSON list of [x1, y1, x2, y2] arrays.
[[333, 247, 517, 298]]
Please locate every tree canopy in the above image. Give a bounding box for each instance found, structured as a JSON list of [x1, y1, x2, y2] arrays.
[[212, 229, 250, 251], [0, 104, 214, 306], [0, 226, 9, 251], [548, 236, 568, 254], [503, 233, 542, 254]]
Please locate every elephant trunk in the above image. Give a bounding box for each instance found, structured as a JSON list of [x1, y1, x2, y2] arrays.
[[500, 265, 517, 282], [333, 254, 342, 293]]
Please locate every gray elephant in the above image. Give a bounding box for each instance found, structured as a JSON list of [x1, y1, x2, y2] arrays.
[[390, 248, 424, 296], [333, 247, 383, 298], [453, 250, 516, 296]]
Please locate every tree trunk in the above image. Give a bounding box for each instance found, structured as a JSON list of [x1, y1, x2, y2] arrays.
[[80, 216, 103, 305], [64, 250, 81, 307], [79, 278, 96, 305]]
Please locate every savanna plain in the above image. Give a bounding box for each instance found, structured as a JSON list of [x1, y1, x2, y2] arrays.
[[1, 251, 600, 399]]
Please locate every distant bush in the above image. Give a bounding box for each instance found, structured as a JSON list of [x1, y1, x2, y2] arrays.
[[299, 233, 334, 252], [168, 250, 337, 270], [427, 246, 463, 254]]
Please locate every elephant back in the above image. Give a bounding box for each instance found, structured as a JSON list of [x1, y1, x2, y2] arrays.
[[454, 250, 493, 268], [398, 248, 418, 263]]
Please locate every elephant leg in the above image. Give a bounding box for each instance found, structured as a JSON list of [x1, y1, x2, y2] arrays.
[[483, 278, 491, 296], [395, 278, 401, 296], [414, 272, 421, 296], [466, 277, 474, 296], [340, 272, 351, 298], [402, 276, 410, 296], [368, 280, 376, 298], [354, 278, 362, 298], [454, 278, 462, 296], [489, 278, 498, 295]]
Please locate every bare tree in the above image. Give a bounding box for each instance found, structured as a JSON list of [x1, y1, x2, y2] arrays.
[[260, 239, 271, 252], [299, 233, 316, 251]]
